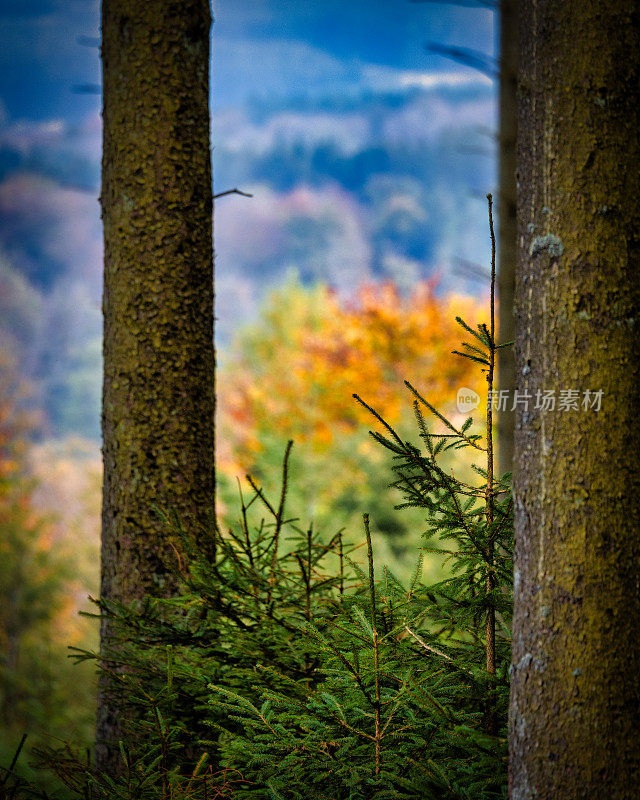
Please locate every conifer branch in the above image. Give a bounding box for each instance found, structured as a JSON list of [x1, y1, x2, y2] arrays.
[[405, 381, 485, 451], [353, 394, 404, 445]]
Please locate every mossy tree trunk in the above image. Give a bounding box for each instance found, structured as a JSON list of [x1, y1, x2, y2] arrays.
[[496, 0, 517, 476], [510, 2, 640, 797], [97, 0, 215, 773]]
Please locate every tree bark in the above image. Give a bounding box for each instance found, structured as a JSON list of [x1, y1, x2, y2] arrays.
[[496, 0, 518, 476], [511, 3, 640, 798], [97, 0, 215, 772]]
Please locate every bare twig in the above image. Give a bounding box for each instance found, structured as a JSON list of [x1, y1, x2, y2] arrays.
[[213, 188, 253, 200], [364, 515, 382, 775], [0, 733, 27, 786], [403, 626, 452, 662], [425, 42, 498, 79], [271, 441, 294, 575], [484, 193, 498, 735]]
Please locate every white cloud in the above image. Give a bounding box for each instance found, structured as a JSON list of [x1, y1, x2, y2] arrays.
[[0, 118, 66, 156], [398, 70, 492, 91], [214, 182, 373, 340], [215, 106, 370, 156], [0, 172, 102, 295], [383, 93, 495, 144], [362, 64, 493, 92], [213, 77, 494, 161]]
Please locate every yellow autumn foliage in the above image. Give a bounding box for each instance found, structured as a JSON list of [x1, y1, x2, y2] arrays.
[[217, 278, 486, 575]]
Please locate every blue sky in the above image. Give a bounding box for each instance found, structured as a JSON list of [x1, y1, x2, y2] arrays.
[[0, 1, 493, 118], [0, 0, 496, 439]]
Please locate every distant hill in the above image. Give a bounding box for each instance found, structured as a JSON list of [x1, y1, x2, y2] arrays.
[[0, 81, 494, 440]]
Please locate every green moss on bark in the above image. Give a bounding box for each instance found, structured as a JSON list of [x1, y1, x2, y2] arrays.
[[97, 0, 214, 772], [511, 2, 640, 797]]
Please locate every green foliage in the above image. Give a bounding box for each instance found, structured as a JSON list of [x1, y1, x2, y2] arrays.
[[0, 361, 98, 798], [26, 278, 512, 798]]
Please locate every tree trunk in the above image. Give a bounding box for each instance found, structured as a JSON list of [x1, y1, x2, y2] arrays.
[[97, 0, 215, 772], [510, 3, 640, 798], [496, 0, 517, 476]]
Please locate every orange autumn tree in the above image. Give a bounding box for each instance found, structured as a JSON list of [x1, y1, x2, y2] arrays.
[[218, 278, 484, 573]]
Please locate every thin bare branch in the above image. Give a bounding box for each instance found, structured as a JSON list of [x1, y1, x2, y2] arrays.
[[425, 43, 498, 79], [213, 187, 253, 200]]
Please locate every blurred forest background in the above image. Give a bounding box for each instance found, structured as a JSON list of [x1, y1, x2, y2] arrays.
[[0, 0, 496, 777]]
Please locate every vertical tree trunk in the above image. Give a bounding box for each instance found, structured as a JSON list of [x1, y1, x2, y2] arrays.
[[511, 3, 640, 798], [97, 0, 215, 772], [496, 0, 517, 476]]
